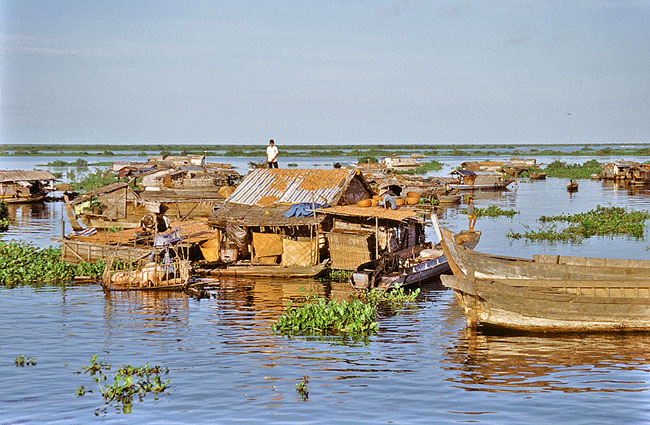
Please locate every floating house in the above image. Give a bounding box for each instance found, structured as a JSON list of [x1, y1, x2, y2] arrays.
[[448, 170, 512, 190], [0, 170, 55, 203], [206, 168, 374, 274], [381, 156, 422, 171], [601, 161, 650, 184]]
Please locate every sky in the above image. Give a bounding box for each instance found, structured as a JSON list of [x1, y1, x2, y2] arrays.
[[1, 1, 650, 146]]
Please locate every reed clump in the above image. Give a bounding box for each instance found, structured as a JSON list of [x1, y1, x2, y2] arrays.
[[0, 242, 105, 287]]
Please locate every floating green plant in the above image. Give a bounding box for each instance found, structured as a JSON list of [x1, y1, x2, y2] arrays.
[[0, 242, 105, 287], [356, 284, 420, 305], [15, 355, 37, 367], [461, 205, 519, 218], [394, 160, 444, 175], [296, 376, 309, 400], [273, 293, 378, 336], [320, 268, 351, 283], [507, 206, 650, 242], [542, 159, 601, 179], [79, 355, 170, 412]]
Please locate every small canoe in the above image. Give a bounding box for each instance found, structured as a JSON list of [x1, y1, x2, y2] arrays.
[[436, 194, 462, 204], [567, 181, 579, 191]]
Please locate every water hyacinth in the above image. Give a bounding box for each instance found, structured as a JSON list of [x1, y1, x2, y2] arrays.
[[273, 295, 378, 336], [508, 205, 650, 242], [0, 242, 105, 287], [461, 205, 519, 218]]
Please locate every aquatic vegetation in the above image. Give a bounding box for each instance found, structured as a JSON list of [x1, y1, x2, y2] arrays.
[[15, 355, 37, 367], [0, 218, 10, 231], [320, 268, 351, 283], [71, 169, 124, 192], [394, 160, 444, 175], [296, 376, 309, 400], [507, 206, 650, 242], [542, 159, 601, 179], [461, 205, 519, 218], [0, 242, 105, 287], [80, 356, 170, 412], [0, 200, 7, 219], [357, 155, 378, 164], [76, 385, 89, 396], [273, 293, 378, 336], [356, 284, 420, 305], [41, 159, 88, 167]]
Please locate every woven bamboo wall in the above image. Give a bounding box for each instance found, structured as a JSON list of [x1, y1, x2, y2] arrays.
[[327, 231, 374, 270]]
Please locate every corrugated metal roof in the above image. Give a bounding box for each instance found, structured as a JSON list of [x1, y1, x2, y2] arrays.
[[226, 168, 358, 207], [0, 170, 56, 182]]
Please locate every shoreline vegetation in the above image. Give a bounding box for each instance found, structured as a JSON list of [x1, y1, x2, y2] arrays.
[[2, 143, 650, 159]]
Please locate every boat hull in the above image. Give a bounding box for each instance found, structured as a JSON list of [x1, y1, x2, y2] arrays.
[[442, 275, 650, 332], [439, 226, 650, 281]]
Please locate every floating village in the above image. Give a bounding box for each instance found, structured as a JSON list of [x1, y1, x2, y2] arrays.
[[3, 151, 650, 332]]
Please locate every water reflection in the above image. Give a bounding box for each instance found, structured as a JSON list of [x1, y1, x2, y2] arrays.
[[445, 329, 650, 393], [103, 290, 190, 333]]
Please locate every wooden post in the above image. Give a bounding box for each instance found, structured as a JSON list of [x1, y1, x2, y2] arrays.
[[375, 216, 379, 259], [61, 204, 65, 239]]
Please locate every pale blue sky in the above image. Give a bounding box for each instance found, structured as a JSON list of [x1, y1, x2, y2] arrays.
[[1, 1, 649, 145]]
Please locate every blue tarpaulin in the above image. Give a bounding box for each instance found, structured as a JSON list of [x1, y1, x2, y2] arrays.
[[283, 203, 329, 218]]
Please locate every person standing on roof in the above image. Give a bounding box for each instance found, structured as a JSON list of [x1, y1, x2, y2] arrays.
[[266, 139, 279, 168]]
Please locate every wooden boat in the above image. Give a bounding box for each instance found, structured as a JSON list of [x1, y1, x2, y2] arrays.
[[102, 259, 191, 291], [436, 193, 462, 204], [1, 193, 47, 204], [441, 274, 650, 332], [350, 246, 449, 290], [350, 236, 481, 290], [196, 260, 329, 278], [567, 181, 579, 191], [438, 226, 650, 281], [528, 171, 547, 180], [447, 181, 513, 191]]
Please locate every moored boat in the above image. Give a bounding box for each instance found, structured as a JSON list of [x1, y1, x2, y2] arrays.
[[438, 226, 650, 281], [528, 171, 547, 180], [442, 274, 650, 332]]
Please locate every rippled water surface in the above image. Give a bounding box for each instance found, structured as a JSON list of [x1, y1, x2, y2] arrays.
[[2, 154, 650, 423]]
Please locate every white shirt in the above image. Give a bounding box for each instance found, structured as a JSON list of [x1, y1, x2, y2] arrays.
[[266, 145, 278, 162]]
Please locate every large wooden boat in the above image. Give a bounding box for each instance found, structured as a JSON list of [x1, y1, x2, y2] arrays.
[[439, 226, 650, 281], [441, 274, 650, 332]]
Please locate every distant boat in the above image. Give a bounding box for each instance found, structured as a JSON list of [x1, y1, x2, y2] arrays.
[[567, 181, 579, 191], [529, 171, 547, 180]]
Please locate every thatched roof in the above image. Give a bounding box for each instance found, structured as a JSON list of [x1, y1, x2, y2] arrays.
[[70, 182, 138, 205], [0, 170, 55, 183], [208, 202, 325, 228], [317, 205, 422, 223]]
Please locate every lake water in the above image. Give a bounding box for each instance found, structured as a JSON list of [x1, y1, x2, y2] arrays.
[[2, 154, 650, 423]]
